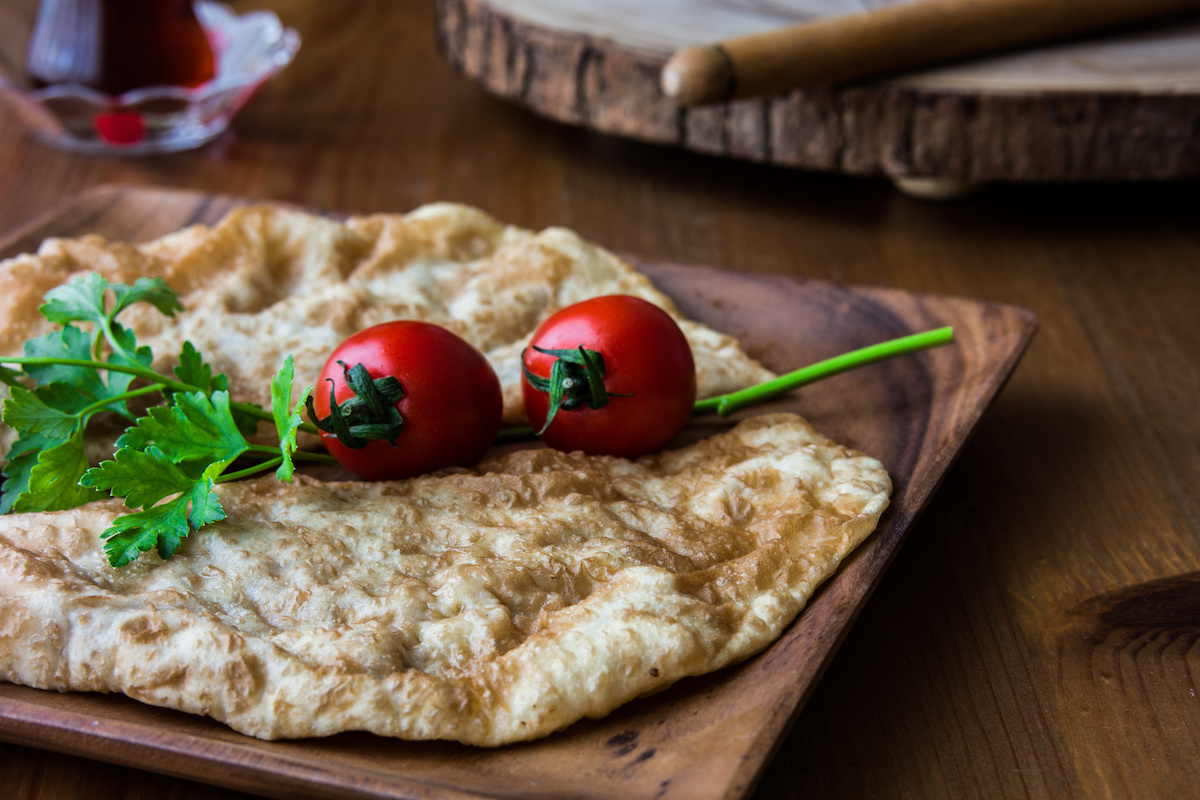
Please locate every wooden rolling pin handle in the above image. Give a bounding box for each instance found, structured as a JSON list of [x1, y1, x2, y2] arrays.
[[661, 0, 1200, 106], [659, 45, 737, 107]]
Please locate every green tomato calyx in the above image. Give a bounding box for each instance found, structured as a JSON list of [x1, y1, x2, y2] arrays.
[[306, 361, 405, 448], [522, 345, 631, 435]]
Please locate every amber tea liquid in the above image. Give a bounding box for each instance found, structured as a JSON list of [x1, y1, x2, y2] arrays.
[[26, 0, 215, 94]]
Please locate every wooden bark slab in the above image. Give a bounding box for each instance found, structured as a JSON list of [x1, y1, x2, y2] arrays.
[[0, 186, 1037, 800], [434, 0, 1200, 185]]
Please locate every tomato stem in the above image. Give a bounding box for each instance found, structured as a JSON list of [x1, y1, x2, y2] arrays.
[[692, 326, 955, 417]]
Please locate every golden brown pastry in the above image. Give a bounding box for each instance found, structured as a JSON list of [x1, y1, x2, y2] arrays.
[[0, 414, 889, 745]]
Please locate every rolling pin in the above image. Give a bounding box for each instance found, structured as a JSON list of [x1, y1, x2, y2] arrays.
[[660, 0, 1200, 105]]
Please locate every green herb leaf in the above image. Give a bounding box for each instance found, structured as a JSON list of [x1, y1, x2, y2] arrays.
[[12, 430, 105, 513], [101, 501, 188, 568], [39, 274, 180, 370], [97, 469, 225, 567], [109, 277, 185, 319], [171, 341, 259, 437], [40, 274, 182, 327], [0, 364, 23, 387], [270, 355, 311, 482], [1, 431, 54, 513], [22, 325, 108, 394], [20, 325, 150, 418], [79, 391, 252, 566], [0, 273, 319, 567], [114, 390, 249, 471], [37, 272, 113, 328], [174, 340, 229, 394], [83, 444, 230, 567], [107, 321, 154, 369], [82, 444, 202, 507], [0, 379, 104, 513], [0, 353, 163, 516], [2, 384, 84, 440]]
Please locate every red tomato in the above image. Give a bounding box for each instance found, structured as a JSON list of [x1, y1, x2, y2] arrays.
[[310, 321, 502, 479], [521, 295, 696, 458]]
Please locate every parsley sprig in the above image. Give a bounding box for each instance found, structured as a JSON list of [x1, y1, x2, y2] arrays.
[[0, 274, 330, 567]]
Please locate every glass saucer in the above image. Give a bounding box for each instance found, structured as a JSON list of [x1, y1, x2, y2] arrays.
[[0, 2, 300, 155]]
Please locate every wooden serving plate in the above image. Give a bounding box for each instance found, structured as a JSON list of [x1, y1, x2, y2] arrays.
[[0, 186, 1036, 800], [435, 0, 1200, 188]]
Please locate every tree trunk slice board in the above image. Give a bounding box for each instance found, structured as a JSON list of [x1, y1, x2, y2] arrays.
[[434, 0, 1200, 185], [0, 185, 1037, 799]]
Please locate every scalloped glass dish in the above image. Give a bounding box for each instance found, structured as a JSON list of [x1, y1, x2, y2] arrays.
[[0, 2, 299, 155]]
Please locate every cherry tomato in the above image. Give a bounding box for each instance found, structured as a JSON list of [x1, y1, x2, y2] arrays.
[[521, 295, 696, 458], [310, 321, 502, 479]]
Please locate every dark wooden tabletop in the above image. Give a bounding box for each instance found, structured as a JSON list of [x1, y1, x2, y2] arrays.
[[2, 2, 1198, 799]]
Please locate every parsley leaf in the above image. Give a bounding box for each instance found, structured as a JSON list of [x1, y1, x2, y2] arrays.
[[112, 391, 249, 472], [12, 430, 105, 513], [2, 384, 84, 440], [0, 432, 47, 513], [21, 325, 110, 398], [109, 277, 186, 319], [172, 341, 259, 437], [0, 364, 24, 388], [83, 443, 211, 507], [40, 274, 182, 328], [20, 325, 152, 420], [174, 340, 229, 394], [2, 273, 331, 566], [1, 385, 101, 513], [107, 320, 154, 372], [271, 355, 311, 482], [37, 272, 113, 328], [81, 391, 249, 567], [38, 274, 173, 377], [0, 429, 105, 514], [1, 273, 184, 518], [88, 447, 226, 567]]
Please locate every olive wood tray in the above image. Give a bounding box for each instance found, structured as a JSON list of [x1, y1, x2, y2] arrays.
[[0, 186, 1036, 800]]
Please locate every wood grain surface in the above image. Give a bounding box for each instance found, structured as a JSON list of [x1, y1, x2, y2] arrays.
[[0, 2, 1197, 799], [435, 0, 1200, 183]]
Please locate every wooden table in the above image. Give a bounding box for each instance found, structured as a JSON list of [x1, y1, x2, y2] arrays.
[[1, 2, 1197, 798]]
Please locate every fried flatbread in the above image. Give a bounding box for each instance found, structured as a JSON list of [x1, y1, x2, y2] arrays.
[[0, 202, 774, 429], [0, 414, 890, 746]]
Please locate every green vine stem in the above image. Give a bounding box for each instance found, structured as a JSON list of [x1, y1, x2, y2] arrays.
[[217, 458, 285, 484], [693, 326, 955, 416], [496, 326, 955, 442], [245, 444, 338, 466], [74, 383, 164, 422]]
